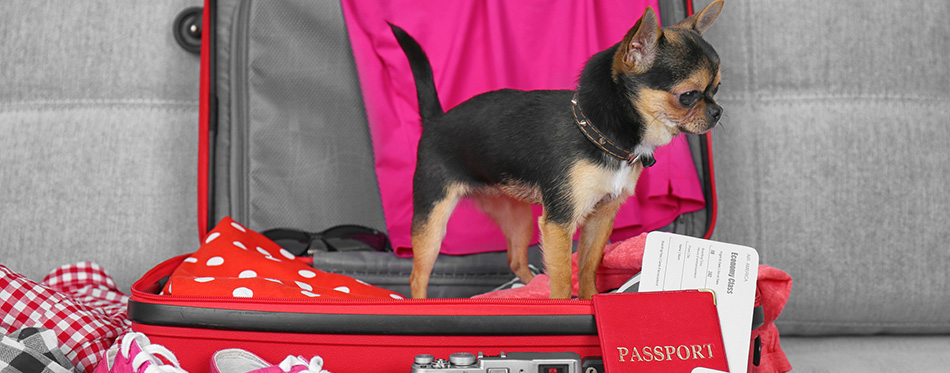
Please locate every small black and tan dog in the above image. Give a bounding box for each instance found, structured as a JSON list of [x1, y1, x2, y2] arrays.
[[392, 0, 724, 299]]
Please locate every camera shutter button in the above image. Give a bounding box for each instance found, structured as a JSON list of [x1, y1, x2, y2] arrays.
[[449, 352, 477, 366]]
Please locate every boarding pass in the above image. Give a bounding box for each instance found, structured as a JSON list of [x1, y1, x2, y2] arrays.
[[639, 232, 759, 373]]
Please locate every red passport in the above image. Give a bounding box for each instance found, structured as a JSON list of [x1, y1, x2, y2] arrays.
[[593, 291, 729, 373]]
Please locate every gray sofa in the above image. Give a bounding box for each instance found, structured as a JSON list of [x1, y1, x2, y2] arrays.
[[702, 0, 950, 370], [2, 1, 949, 371]]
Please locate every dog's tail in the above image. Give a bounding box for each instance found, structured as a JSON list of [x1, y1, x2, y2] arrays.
[[389, 23, 444, 125]]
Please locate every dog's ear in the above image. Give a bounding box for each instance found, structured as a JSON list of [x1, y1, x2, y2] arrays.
[[674, 0, 724, 34], [616, 6, 661, 75]]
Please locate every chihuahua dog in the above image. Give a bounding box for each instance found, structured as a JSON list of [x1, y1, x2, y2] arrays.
[[392, 0, 724, 299]]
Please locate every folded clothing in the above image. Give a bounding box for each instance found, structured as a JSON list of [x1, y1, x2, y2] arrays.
[[472, 233, 651, 299], [162, 217, 405, 300], [1, 262, 130, 372], [0, 327, 76, 373]]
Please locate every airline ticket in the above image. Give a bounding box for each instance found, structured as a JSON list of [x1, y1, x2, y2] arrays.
[[639, 232, 759, 373]]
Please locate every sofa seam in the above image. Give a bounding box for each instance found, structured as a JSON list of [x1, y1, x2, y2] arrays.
[[780, 320, 950, 328], [0, 99, 198, 113], [717, 94, 950, 103]]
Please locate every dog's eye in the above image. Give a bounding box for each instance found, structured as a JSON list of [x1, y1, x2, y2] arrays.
[[679, 91, 701, 107], [711, 83, 720, 96]]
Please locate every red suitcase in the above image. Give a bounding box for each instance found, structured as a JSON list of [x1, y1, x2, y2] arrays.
[[190, 0, 717, 300], [132, 1, 747, 372], [131, 254, 604, 372]]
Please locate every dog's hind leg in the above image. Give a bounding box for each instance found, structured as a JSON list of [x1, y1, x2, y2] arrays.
[[410, 184, 464, 299], [474, 195, 536, 285]]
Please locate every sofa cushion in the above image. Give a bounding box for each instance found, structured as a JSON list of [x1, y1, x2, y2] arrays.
[[699, 0, 950, 334], [0, 0, 202, 290], [781, 336, 950, 371]]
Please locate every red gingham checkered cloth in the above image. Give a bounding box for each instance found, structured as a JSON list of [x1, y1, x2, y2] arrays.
[[1, 262, 131, 373]]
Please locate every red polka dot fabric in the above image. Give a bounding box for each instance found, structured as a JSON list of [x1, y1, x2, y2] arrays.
[[162, 217, 405, 300]]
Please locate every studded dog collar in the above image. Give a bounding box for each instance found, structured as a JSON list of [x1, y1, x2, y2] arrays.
[[571, 93, 656, 167]]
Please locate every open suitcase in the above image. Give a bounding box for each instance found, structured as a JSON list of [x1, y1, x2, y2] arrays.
[[130, 1, 744, 372], [192, 0, 716, 299]]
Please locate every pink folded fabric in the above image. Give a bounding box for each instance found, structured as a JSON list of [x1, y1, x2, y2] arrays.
[[473, 233, 650, 299], [341, 0, 706, 257], [754, 266, 794, 373]]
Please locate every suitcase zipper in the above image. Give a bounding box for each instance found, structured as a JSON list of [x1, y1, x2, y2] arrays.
[[133, 255, 596, 310], [131, 255, 599, 335], [230, 0, 252, 224], [132, 290, 593, 309], [130, 293, 597, 335]]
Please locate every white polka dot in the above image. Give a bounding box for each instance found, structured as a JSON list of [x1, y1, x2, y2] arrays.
[[390, 294, 404, 299], [233, 287, 253, 298], [206, 257, 225, 266], [233, 241, 247, 250], [301, 291, 321, 297], [298, 270, 316, 279], [204, 232, 221, 244], [256, 247, 269, 256], [334, 286, 351, 294], [264, 256, 281, 262], [356, 279, 369, 285], [238, 270, 257, 279], [264, 278, 282, 284], [230, 222, 247, 232], [194, 277, 215, 283], [295, 281, 313, 291], [280, 248, 296, 260], [184, 257, 198, 263], [166, 283, 172, 293]]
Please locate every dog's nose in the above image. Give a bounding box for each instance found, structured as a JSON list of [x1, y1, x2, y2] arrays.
[[707, 104, 722, 122]]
